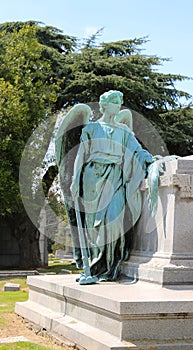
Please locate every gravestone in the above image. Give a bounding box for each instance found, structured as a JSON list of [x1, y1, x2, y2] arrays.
[[3, 283, 20, 291]]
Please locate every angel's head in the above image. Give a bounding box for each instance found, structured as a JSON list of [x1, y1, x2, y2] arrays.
[[99, 90, 123, 114]]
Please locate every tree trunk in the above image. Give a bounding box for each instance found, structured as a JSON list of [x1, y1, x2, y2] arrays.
[[17, 228, 42, 269], [10, 211, 42, 268], [6, 165, 58, 268]]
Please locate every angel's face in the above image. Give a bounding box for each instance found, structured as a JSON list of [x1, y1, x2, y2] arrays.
[[104, 101, 121, 117]]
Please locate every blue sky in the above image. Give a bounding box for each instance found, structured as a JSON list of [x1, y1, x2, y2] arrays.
[[1, 0, 193, 100]]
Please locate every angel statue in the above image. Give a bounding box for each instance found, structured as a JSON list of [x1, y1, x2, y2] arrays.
[[55, 90, 157, 285]]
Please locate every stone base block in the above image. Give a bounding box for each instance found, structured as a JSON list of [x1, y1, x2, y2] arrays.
[[15, 274, 193, 350], [3, 283, 20, 291], [122, 255, 193, 285]]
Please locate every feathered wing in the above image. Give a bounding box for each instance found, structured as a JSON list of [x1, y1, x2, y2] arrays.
[[55, 104, 91, 171], [115, 109, 133, 130], [55, 104, 91, 267]]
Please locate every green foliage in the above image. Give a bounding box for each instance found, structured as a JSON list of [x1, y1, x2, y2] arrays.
[[1, 23, 192, 217], [0, 24, 58, 125], [46, 190, 67, 219], [51, 241, 65, 255], [0, 20, 77, 54], [0, 21, 77, 110], [0, 24, 59, 216], [159, 105, 193, 155], [63, 37, 191, 109], [0, 20, 193, 266], [62, 36, 193, 155]]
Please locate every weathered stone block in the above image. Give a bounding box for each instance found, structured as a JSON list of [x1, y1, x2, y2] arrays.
[[3, 283, 20, 291]]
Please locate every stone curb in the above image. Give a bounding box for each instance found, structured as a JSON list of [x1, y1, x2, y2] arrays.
[[0, 270, 39, 278]]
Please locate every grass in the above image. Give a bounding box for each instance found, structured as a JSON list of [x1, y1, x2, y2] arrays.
[[0, 278, 28, 327], [37, 260, 81, 275], [0, 342, 60, 349]]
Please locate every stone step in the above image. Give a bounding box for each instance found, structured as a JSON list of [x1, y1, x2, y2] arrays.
[[15, 300, 130, 349], [16, 300, 193, 350], [15, 274, 193, 349], [15, 300, 63, 332]]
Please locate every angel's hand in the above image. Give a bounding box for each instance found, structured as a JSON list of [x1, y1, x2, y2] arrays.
[[146, 155, 153, 164], [144, 152, 153, 164]]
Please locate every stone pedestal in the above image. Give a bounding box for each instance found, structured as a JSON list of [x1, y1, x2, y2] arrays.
[[15, 274, 193, 349], [15, 156, 193, 349], [122, 156, 193, 285]]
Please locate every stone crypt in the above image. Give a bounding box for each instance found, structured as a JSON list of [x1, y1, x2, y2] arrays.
[[15, 156, 193, 349]]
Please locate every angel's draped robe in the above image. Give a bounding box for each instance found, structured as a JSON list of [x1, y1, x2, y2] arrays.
[[72, 121, 153, 281]]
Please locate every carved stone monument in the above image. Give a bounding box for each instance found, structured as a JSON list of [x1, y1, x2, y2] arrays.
[[15, 155, 193, 349], [122, 155, 193, 285]]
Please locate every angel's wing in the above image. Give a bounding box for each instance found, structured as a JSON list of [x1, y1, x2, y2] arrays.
[[55, 104, 91, 267], [55, 104, 91, 172], [115, 109, 133, 130], [55, 103, 91, 192]]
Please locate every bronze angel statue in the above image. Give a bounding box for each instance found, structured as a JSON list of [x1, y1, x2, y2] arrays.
[[55, 90, 175, 284]]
